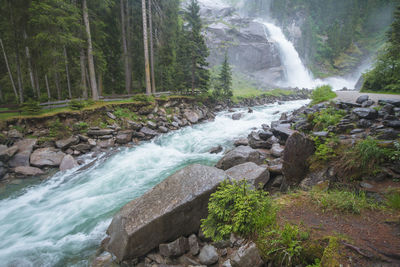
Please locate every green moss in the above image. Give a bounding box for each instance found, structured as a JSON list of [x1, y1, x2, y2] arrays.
[[321, 237, 340, 267]]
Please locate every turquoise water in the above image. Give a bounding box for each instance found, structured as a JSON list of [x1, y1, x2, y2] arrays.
[[0, 100, 309, 267]]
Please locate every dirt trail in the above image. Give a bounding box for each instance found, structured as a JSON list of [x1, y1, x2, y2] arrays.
[[335, 91, 400, 103]]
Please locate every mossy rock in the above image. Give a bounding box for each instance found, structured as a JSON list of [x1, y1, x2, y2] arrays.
[[321, 237, 341, 267]]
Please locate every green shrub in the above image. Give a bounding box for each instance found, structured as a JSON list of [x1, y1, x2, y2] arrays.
[[73, 121, 88, 132], [131, 94, 155, 103], [68, 99, 86, 110], [310, 85, 337, 105], [310, 107, 346, 131], [48, 119, 70, 139], [310, 189, 379, 214], [201, 180, 275, 241], [386, 191, 400, 210], [22, 99, 41, 114], [311, 135, 339, 163], [114, 108, 132, 119]]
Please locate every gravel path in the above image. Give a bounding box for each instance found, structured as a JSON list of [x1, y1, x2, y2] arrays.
[[334, 91, 400, 103]]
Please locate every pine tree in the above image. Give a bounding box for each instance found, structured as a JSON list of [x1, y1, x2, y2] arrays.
[[219, 52, 233, 98], [184, 0, 210, 94]]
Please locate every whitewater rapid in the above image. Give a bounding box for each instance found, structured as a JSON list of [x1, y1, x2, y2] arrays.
[[0, 100, 309, 266]]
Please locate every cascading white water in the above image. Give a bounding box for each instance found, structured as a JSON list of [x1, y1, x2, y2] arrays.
[[0, 100, 309, 266]]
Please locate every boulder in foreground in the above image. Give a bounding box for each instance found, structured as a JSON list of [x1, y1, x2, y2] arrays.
[[225, 162, 270, 189], [105, 164, 228, 261], [216, 146, 263, 170]]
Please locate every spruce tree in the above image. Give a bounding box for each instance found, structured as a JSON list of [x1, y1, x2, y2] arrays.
[[184, 0, 210, 94], [219, 52, 233, 98]]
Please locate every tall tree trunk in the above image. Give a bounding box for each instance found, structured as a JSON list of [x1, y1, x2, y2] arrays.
[[148, 0, 156, 94], [63, 46, 72, 99], [35, 68, 40, 98], [45, 74, 51, 100], [23, 31, 36, 98], [0, 38, 19, 102], [141, 0, 152, 95], [15, 48, 24, 103], [54, 66, 61, 100], [85, 67, 92, 96], [82, 0, 99, 100], [80, 49, 88, 99], [121, 0, 131, 94]]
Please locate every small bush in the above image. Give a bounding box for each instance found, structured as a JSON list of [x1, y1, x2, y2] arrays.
[[69, 99, 86, 110], [22, 99, 41, 114], [48, 119, 70, 139], [201, 180, 275, 241], [310, 107, 346, 131], [310, 189, 379, 214], [311, 135, 340, 163], [73, 121, 88, 132], [310, 85, 337, 105], [131, 94, 155, 103], [386, 191, 400, 210]]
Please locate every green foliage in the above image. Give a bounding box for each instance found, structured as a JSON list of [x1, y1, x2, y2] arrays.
[[73, 121, 88, 133], [311, 135, 339, 163], [257, 223, 307, 266], [201, 180, 275, 241], [22, 99, 41, 114], [68, 100, 86, 110], [310, 85, 337, 105], [386, 191, 400, 210], [48, 118, 70, 139], [310, 189, 379, 214], [320, 237, 340, 267], [131, 94, 155, 103], [213, 52, 233, 100], [310, 107, 346, 131]]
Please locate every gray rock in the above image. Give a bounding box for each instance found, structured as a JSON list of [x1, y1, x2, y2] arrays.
[[248, 131, 271, 149], [88, 139, 97, 147], [357, 119, 373, 128], [360, 182, 373, 189], [353, 108, 378, 119], [222, 259, 232, 267], [59, 155, 78, 171], [382, 104, 395, 114], [116, 131, 133, 144], [98, 139, 115, 149], [98, 135, 113, 140], [282, 132, 315, 185], [378, 99, 400, 107], [55, 136, 80, 149], [147, 121, 158, 130], [216, 146, 263, 170], [87, 129, 115, 136], [105, 164, 228, 261], [159, 126, 169, 133], [356, 95, 369, 104], [14, 166, 44, 176], [107, 112, 117, 120], [361, 100, 374, 107], [140, 127, 158, 137], [188, 234, 200, 256], [71, 143, 92, 153], [8, 129, 23, 139], [313, 131, 329, 138], [8, 139, 37, 168], [383, 120, 400, 128], [270, 143, 284, 158], [0, 166, 7, 179], [159, 237, 189, 257], [232, 113, 243, 120], [271, 124, 295, 143], [225, 162, 270, 189], [209, 145, 223, 154], [234, 139, 248, 147], [184, 110, 199, 124], [30, 148, 66, 167], [350, 129, 364, 134], [230, 242, 263, 267], [375, 128, 399, 140], [198, 245, 219, 265], [92, 251, 115, 267], [299, 168, 332, 191], [127, 120, 142, 131], [258, 130, 273, 141], [268, 164, 282, 175], [0, 146, 18, 162]]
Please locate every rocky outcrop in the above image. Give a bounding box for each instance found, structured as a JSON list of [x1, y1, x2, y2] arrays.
[[225, 162, 270, 189], [282, 132, 315, 186], [105, 164, 228, 261], [216, 146, 263, 170], [8, 139, 37, 168]]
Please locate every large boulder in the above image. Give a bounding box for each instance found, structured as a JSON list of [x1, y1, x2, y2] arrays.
[[0, 145, 18, 162], [59, 155, 78, 171], [216, 146, 263, 170], [248, 131, 272, 149], [14, 166, 44, 176], [225, 162, 270, 189], [356, 95, 369, 104], [282, 132, 315, 185], [115, 130, 133, 144], [184, 110, 199, 124], [140, 127, 158, 137], [352, 108, 378, 119], [30, 148, 66, 167], [159, 237, 189, 257], [271, 124, 295, 143], [105, 164, 228, 261], [198, 245, 219, 265], [8, 139, 37, 168], [55, 136, 79, 149]]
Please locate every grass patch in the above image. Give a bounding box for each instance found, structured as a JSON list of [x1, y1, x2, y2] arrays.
[[310, 189, 379, 214], [386, 191, 400, 210], [309, 107, 346, 131], [310, 85, 337, 106]]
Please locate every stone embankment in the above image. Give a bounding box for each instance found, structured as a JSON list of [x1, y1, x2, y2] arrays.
[[96, 94, 400, 267]]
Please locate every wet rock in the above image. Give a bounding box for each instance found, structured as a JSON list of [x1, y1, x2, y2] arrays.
[[258, 130, 273, 141], [87, 129, 115, 136], [55, 136, 80, 149], [184, 110, 199, 124], [0, 145, 18, 162], [352, 108, 378, 119], [30, 148, 66, 167], [198, 245, 219, 265], [0, 165, 7, 179], [282, 132, 315, 185], [159, 126, 169, 133], [356, 95, 369, 104], [225, 162, 270, 189], [271, 124, 294, 143], [232, 113, 243, 120], [248, 131, 272, 149], [8, 139, 37, 168], [59, 155, 78, 171], [248, 107, 253, 113], [14, 166, 44, 176], [357, 119, 373, 128], [188, 234, 200, 255], [271, 143, 284, 158], [116, 131, 133, 144], [234, 139, 248, 147], [216, 146, 263, 170], [98, 139, 115, 149], [105, 164, 228, 261], [209, 145, 223, 154], [92, 251, 115, 267], [140, 127, 158, 137], [159, 237, 189, 257], [230, 242, 263, 267]]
